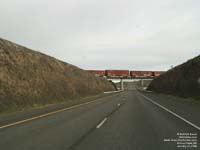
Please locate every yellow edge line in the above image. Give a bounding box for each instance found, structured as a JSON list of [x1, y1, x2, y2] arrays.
[[0, 98, 104, 129]]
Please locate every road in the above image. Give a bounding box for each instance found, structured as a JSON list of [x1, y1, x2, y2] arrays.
[[0, 90, 199, 150]]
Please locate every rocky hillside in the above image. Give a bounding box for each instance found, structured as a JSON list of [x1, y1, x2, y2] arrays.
[[148, 55, 200, 100], [0, 38, 115, 112]]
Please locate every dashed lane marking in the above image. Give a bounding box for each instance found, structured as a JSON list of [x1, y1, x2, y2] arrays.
[[96, 118, 108, 129]]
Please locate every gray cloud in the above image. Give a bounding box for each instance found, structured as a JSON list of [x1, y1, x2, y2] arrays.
[[0, 0, 199, 71]]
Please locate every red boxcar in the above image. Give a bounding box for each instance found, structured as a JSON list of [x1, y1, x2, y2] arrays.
[[86, 70, 105, 77], [142, 71, 153, 76], [130, 71, 153, 77], [105, 70, 130, 77], [152, 71, 165, 76]]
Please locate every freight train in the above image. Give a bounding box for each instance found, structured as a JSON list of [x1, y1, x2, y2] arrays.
[[86, 70, 164, 78]]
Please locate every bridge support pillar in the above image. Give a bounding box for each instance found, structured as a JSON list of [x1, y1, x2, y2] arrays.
[[141, 79, 144, 87], [120, 79, 124, 91]]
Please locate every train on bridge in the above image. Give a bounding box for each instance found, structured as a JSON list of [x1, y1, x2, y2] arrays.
[[86, 70, 165, 78]]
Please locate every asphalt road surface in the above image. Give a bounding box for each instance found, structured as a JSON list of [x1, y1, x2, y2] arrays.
[[0, 90, 199, 150]]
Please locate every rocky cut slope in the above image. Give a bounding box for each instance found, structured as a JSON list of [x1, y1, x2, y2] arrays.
[[148, 55, 200, 100], [0, 38, 115, 112]]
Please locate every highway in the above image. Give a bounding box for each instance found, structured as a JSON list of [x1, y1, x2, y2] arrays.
[[0, 90, 199, 150]]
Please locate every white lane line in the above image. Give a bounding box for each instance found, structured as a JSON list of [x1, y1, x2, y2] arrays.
[[139, 93, 200, 131], [96, 118, 107, 129]]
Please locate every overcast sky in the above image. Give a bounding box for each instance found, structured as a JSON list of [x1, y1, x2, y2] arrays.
[[0, 0, 199, 71]]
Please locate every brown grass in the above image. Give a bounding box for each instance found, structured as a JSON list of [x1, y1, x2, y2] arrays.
[[148, 55, 200, 100], [0, 38, 115, 112]]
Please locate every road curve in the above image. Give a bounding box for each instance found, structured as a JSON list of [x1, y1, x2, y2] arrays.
[[0, 90, 199, 150]]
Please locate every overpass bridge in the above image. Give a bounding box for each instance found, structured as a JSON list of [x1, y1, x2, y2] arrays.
[[107, 78, 153, 91], [86, 70, 164, 91]]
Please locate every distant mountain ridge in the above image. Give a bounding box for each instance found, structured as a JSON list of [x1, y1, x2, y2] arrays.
[[0, 37, 115, 112], [148, 55, 200, 100]]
